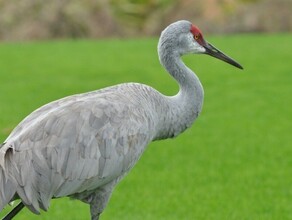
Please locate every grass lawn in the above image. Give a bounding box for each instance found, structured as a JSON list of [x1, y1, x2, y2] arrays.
[[0, 34, 291, 219]]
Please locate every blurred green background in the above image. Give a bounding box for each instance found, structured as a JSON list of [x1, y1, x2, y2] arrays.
[[0, 0, 291, 219]]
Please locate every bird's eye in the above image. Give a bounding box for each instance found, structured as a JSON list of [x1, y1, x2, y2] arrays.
[[194, 34, 199, 40]]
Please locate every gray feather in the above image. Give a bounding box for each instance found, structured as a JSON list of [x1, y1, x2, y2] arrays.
[[0, 20, 207, 219]]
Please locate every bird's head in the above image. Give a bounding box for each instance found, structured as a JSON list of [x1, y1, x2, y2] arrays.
[[158, 20, 243, 69]]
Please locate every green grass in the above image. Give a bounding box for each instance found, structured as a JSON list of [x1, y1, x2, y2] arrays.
[[0, 34, 291, 219]]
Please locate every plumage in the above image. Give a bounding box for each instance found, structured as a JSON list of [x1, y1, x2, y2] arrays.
[[0, 20, 242, 219]]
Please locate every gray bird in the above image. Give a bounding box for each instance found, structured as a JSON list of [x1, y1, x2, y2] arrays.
[[0, 20, 242, 220]]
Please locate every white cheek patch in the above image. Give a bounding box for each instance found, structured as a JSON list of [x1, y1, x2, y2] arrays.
[[179, 33, 206, 55], [196, 46, 206, 53], [191, 40, 206, 53]]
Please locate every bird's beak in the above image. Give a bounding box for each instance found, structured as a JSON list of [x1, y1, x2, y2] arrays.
[[203, 42, 243, 69]]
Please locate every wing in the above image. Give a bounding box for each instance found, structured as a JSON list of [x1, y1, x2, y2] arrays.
[[2, 85, 155, 213]]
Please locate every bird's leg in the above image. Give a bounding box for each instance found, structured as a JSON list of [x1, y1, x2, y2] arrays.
[[2, 202, 25, 220], [88, 181, 116, 220], [90, 211, 100, 220], [90, 201, 102, 220], [89, 189, 112, 220]]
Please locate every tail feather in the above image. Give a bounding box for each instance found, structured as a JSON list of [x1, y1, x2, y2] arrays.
[[0, 164, 17, 212], [0, 143, 45, 217], [0, 143, 16, 211], [0, 141, 73, 217]]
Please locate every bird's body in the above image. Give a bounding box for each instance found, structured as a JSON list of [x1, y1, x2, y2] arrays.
[[0, 20, 242, 219]]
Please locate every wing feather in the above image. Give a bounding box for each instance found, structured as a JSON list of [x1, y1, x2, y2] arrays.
[[3, 84, 156, 212]]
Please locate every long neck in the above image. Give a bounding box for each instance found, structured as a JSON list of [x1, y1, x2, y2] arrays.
[[154, 44, 204, 140]]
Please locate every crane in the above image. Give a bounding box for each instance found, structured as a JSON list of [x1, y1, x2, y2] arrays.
[[0, 20, 243, 220]]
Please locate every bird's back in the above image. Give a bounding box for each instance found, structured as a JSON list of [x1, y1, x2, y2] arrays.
[[0, 83, 162, 213]]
